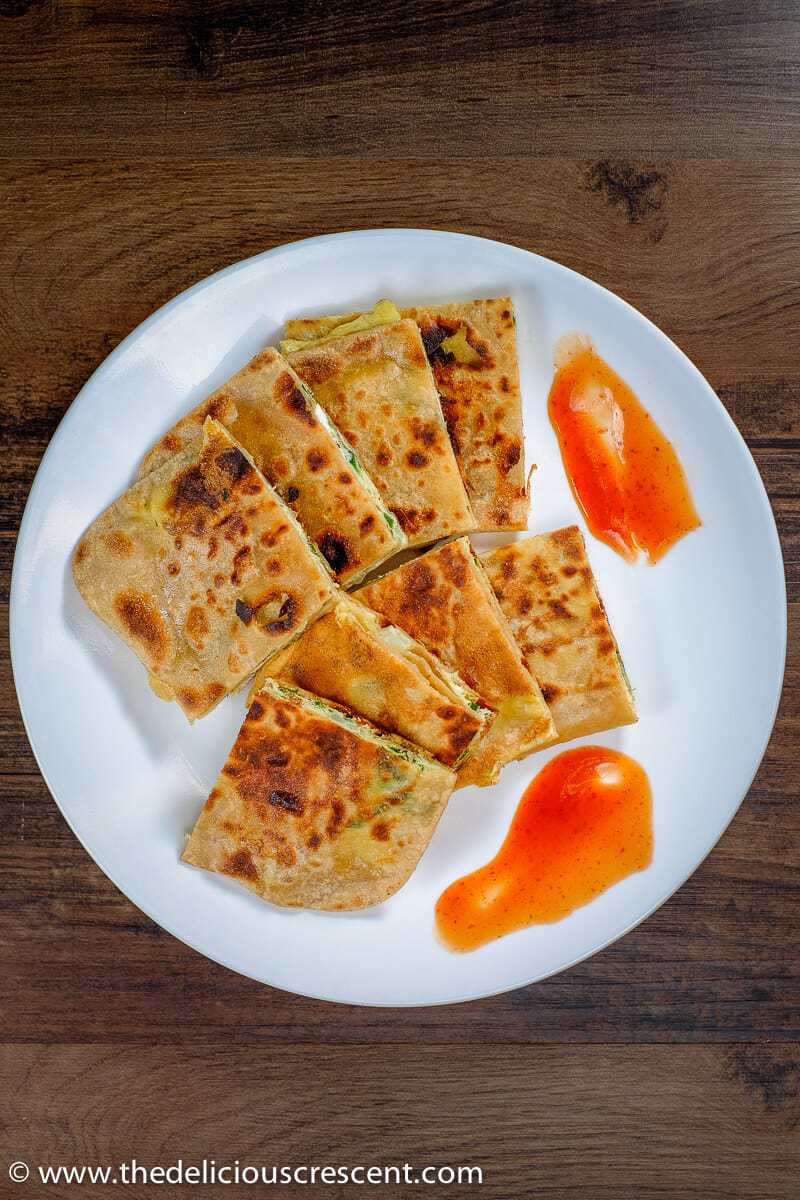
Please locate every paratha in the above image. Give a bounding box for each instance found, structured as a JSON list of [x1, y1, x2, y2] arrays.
[[138, 347, 405, 586], [482, 526, 637, 741], [358, 537, 555, 787], [284, 298, 529, 530], [254, 594, 492, 768], [72, 418, 337, 721], [286, 319, 476, 548], [182, 678, 456, 910]]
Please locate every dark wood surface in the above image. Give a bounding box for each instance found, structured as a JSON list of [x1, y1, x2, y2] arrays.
[[1, 3, 798, 1197]]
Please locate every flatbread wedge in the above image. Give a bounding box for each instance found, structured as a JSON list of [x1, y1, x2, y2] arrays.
[[182, 678, 456, 910], [138, 347, 405, 586], [284, 298, 529, 530], [358, 537, 555, 787], [482, 526, 637, 741], [286, 318, 476, 548], [254, 594, 493, 768], [72, 418, 337, 721]]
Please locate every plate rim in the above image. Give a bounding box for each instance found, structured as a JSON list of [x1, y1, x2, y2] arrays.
[[10, 228, 788, 1006]]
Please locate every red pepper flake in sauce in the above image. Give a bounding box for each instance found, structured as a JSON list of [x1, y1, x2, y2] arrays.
[[435, 746, 653, 952], [548, 334, 700, 563]]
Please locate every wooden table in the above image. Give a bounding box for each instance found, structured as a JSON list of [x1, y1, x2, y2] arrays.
[[2, 3, 797, 1197]]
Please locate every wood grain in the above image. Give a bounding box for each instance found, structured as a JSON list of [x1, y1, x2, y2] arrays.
[[2, 1, 800, 158], [1, 1044, 798, 1199], [1, 11, 799, 1194]]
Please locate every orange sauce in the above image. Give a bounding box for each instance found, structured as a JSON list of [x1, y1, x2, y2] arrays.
[[548, 334, 700, 563], [436, 747, 653, 952]]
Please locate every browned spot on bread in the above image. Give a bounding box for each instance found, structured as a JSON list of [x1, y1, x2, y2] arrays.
[[530, 556, 558, 588], [185, 605, 209, 647], [307, 832, 321, 850], [598, 638, 615, 655], [500, 376, 510, 393], [254, 592, 299, 635], [371, 820, 391, 842], [286, 485, 300, 502], [275, 371, 316, 426], [376, 445, 392, 468], [231, 544, 251, 586], [259, 522, 288, 548], [318, 531, 352, 575], [224, 849, 259, 881], [359, 514, 375, 534], [549, 598, 574, 620], [248, 700, 264, 721], [317, 730, 347, 773], [103, 530, 134, 557], [292, 351, 338, 386], [552, 527, 584, 560], [74, 541, 89, 565], [350, 332, 379, 355], [410, 417, 440, 448], [392, 505, 422, 535], [161, 433, 181, 454], [326, 798, 346, 839], [501, 556, 517, 580], [216, 447, 252, 481], [167, 561, 180, 576], [338, 472, 351, 485], [306, 447, 329, 472], [208, 395, 232, 422], [541, 683, 561, 703], [168, 464, 219, 516], [269, 789, 304, 815], [114, 589, 169, 665], [207, 535, 219, 560], [177, 682, 225, 716], [406, 449, 429, 469], [501, 438, 522, 474], [443, 711, 482, 762], [439, 545, 468, 588], [407, 560, 436, 595], [562, 565, 577, 577], [235, 598, 253, 626], [518, 594, 533, 615]]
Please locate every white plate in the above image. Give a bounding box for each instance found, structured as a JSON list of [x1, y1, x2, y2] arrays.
[[11, 230, 786, 1006]]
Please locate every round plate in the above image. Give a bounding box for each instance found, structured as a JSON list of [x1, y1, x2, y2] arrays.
[[11, 230, 786, 1006]]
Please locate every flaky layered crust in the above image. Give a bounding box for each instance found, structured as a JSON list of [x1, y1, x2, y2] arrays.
[[256, 596, 489, 768], [358, 538, 555, 787], [288, 321, 475, 548], [73, 419, 336, 720], [139, 347, 404, 586], [183, 680, 455, 910], [285, 298, 529, 531], [482, 526, 637, 741]]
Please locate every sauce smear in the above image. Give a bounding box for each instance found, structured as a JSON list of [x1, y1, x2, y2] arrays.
[[436, 746, 653, 952], [548, 334, 700, 563]]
